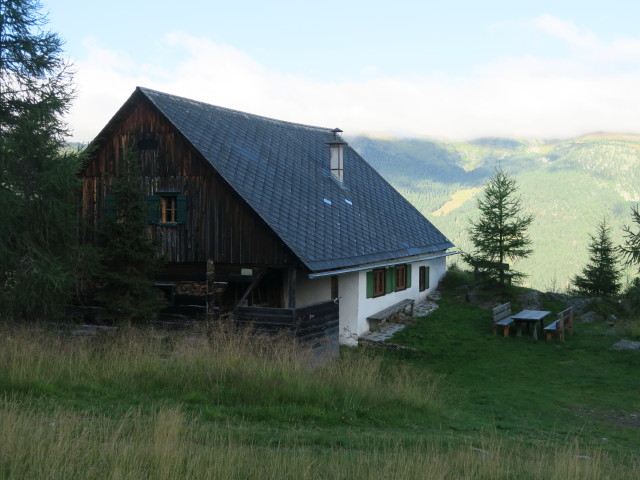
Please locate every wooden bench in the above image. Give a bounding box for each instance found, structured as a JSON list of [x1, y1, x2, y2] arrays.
[[471, 260, 513, 285], [492, 302, 515, 337], [367, 298, 415, 332], [544, 307, 573, 341]]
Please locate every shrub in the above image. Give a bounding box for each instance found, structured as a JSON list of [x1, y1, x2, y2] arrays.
[[440, 262, 473, 289]]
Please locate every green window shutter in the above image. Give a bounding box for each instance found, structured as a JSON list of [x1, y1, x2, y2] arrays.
[[385, 268, 395, 294], [406, 264, 412, 288], [425, 266, 430, 289], [146, 195, 160, 224], [104, 194, 116, 218], [177, 194, 187, 224], [366, 271, 374, 298]]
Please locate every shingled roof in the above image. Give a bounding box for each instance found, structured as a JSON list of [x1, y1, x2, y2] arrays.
[[136, 87, 453, 272]]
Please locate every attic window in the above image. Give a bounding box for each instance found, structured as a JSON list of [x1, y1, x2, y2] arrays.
[[137, 132, 158, 150]]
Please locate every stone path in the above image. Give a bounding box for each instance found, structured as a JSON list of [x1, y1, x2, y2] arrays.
[[360, 292, 440, 343], [611, 339, 640, 351]]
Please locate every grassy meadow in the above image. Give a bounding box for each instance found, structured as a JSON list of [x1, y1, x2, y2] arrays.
[[1, 272, 640, 478]]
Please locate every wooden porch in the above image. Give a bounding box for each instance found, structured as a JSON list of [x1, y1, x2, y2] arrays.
[[233, 300, 339, 348]]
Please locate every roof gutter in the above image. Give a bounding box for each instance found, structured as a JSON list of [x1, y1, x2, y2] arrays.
[[307, 250, 458, 279]]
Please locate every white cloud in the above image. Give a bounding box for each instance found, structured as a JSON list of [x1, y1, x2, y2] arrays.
[[532, 14, 640, 66], [533, 14, 598, 50], [595, 38, 640, 64], [66, 31, 640, 143], [68, 39, 158, 142]]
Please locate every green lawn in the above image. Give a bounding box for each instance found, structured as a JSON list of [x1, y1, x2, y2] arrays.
[[0, 282, 639, 479], [390, 293, 640, 450]]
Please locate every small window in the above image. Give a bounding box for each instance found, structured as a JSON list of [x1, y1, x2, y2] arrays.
[[161, 196, 177, 223], [373, 269, 385, 297], [147, 193, 187, 226], [396, 265, 407, 291], [419, 266, 430, 292], [366, 264, 411, 298], [137, 132, 158, 150]]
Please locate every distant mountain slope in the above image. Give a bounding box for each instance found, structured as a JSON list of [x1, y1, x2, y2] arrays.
[[347, 136, 469, 184], [348, 134, 640, 290]]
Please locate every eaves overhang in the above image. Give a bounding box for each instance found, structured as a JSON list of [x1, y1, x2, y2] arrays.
[[308, 250, 458, 279]]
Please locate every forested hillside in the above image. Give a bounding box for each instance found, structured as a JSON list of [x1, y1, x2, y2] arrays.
[[349, 134, 640, 290]]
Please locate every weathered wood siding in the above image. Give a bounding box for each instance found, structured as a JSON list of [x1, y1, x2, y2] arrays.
[[80, 96, 294, 267], [234, 300, 339, 348]]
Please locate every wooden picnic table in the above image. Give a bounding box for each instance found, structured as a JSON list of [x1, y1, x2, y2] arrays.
[[511, 310, 551, 339]]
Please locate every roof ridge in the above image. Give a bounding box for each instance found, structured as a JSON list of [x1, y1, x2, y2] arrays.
[[136, 86, 334, 134]]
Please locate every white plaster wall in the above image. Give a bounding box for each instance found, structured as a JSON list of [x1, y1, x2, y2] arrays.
[[296, 272, 331, 306], [346, 252, 449, 343], [337, 271, 360, 346], [295, 271, 360, 346], [298, 252, 451, 346]]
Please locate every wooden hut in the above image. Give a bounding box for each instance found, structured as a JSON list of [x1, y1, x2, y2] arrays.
[[80, 87, 454, 345]]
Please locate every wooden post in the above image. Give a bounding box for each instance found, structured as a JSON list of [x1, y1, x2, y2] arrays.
[[287, 268, 296, 309], [206, 259, 215, 322]]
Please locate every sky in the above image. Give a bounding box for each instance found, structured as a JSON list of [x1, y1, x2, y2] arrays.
[[43, 0, 640, 143]]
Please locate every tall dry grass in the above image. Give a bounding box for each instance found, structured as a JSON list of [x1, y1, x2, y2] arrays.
[[0, 322, 441, 423], [1, 400, 637, 479], [1, 323, 638, 478]]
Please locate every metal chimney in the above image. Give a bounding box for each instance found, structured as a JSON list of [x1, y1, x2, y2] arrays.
[[328, 128, 345, 183]]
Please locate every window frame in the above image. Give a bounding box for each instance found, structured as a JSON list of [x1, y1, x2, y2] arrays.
[[373, 268, 386, 297], [147, 192, 187, 227], [366, 264, 412, 299], [395, 264, 407, 291], [160, 195, 177, 224]]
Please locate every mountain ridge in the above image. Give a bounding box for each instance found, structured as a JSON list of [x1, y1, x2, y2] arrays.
[[348, 133, 640, 290]]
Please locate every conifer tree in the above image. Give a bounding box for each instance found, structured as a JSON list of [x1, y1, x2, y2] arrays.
[[464, 168, 533, 285], [620, 205, 640, 272], [619, 206, 640, 312], [0, 0, 85, 318], [572, 218, 621, 297], [96, 148, 165, 322]]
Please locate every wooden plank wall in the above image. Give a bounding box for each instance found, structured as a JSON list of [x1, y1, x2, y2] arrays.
[[234, 300, 339, 348], [80, 95, 294, 269]]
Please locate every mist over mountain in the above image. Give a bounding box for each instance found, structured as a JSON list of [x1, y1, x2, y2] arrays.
[[348, 133, 640, 290]]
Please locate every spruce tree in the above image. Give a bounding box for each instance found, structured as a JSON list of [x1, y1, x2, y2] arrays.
[[0, 0, 85, 318], [572, 218, 621, 297], [464, 168, 533, 285], [96, 148, 165, 323]]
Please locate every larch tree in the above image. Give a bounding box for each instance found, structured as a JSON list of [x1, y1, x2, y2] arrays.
[[572, 218, 621, 297], [620, 205, 640, 272], [464, 168, 534, 286], [619, 205, 640, 312], [0, 0, 86, 318]]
